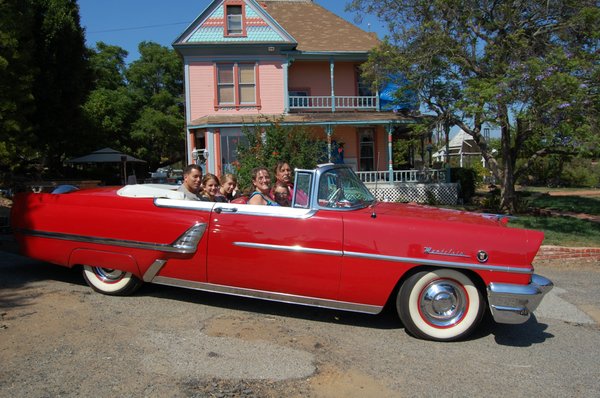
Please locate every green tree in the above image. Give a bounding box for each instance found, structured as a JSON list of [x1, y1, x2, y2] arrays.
[[30, 0, 92, 171], [125, 42, 184, 170], [82, 43, 138, 152], [89, 42, 128, 90], [0, 0, 37, 182], [348, 0, 600, 212], [236, 118, 326, 190]]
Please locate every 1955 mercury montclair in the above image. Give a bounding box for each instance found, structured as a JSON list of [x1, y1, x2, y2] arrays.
[[10, 164, 553, 341]]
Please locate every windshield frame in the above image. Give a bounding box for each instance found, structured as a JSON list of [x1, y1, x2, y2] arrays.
[[294, 164, 375, 211]]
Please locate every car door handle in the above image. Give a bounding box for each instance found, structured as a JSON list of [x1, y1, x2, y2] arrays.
[[214, 207, 237, 214]]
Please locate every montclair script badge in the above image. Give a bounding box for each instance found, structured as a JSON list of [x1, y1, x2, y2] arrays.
[[477, 250, 489, 263]]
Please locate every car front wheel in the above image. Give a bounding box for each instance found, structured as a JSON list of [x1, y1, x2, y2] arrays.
[[82, 265, 142, 296], [397, 269, 484, 341]]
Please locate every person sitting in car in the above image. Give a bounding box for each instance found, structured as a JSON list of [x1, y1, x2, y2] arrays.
[[248, 167, 278, 206], [275, 160, 307, 206], [272, 181, 291, 206], [178, 164, 203, 200], [199, 173, 227, 202], [219, 173, 240, 202]]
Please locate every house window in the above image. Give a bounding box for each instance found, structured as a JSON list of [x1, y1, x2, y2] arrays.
[[359, 128, 375, 171], [226, 4, 243, 35], [215, 63, 259, 108], [217, 64, 235, 104], [238, 64, 255, 104], [220, 128, 248, 173], [288, 89, 309, 107], [356, 66, 374, 96]]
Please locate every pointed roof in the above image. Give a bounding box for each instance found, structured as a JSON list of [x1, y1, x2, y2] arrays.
[[448, 129, 476, 149], [262, 1, 379, 52], [173, 0, 296, 47], [173, 0, 379, 54]]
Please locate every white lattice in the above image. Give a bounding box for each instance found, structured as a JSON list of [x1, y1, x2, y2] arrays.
[[365, 182, 458, 205]]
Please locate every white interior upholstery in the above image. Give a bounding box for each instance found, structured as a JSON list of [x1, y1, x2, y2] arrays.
[[117, 184, 185, 199]]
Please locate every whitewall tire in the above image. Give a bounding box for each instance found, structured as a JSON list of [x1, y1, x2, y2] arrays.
[[82, 265, 142, 296], [397, 269, 484, 341]]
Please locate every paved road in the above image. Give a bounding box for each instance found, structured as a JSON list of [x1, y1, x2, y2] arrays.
[[1, 249, 599, 397]]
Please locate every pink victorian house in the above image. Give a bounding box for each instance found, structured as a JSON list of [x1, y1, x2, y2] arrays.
[[173, 0, 421, 178]]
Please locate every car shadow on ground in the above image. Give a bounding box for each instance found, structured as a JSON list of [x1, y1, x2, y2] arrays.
[[142, 282, 403, 331], [0, 251, 554, 345], [472, 312, 554, 346], [0, 252, 85, 310]]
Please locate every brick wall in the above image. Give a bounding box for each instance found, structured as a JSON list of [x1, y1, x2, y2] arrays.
[[535, 245, 600, 261]]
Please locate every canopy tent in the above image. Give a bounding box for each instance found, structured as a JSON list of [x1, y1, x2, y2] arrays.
[[68, 148, 146, 185], [67, 147, 146, 164]]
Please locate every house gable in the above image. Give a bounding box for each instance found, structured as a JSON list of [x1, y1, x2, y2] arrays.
[[173, 0, 296, 47]]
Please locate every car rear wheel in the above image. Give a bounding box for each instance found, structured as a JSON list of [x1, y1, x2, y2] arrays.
[[82, 265, 142, 296], [397, 269, 484, 341]]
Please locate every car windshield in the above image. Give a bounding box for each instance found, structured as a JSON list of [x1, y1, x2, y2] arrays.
[[317, 167, 375, 209]]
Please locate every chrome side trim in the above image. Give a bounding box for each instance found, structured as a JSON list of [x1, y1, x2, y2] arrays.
[[487, 274, 554, 324], [151, 276, 383, 314], [233, 242, 343, 257], [18, 223, 206, 254], [343, 250, 533, 274], [232, 242, 533, 274], [154, 198, 318, 219], [143, 259, 168, 282]]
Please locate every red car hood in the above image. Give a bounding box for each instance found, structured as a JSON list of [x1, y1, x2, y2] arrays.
[[371, 202, 509, 226]]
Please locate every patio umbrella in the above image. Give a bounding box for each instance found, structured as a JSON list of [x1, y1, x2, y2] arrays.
[[68, 148, 146, 185], [67, 147, 146, 164]]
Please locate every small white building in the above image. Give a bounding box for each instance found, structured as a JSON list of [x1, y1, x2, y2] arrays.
[[433, 128, 483, 167]]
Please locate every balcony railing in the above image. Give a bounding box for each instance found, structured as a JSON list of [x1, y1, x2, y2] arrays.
[[289, 95, 378, 111], [356, 169, 447, 184]]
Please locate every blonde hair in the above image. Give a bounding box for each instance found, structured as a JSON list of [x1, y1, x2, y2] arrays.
[[221, 173, 237, 185], [202, 173, 220, 187]]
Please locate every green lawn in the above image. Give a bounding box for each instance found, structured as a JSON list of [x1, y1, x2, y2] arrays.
[[462, 190, 600, 247], [525, 193, 600, 216], [509, 192, 600, 246], [509, 215, 600, 247]]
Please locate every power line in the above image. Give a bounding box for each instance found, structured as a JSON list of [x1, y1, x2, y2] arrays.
[[87, 21, 190, 34]]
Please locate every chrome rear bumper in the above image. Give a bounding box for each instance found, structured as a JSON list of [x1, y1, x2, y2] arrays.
[[487, 274, 554, 324]]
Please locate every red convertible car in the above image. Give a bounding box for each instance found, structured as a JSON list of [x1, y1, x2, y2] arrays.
[[10, 164, 552, 341]]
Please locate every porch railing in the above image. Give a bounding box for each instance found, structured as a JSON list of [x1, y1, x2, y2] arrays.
[[356, 169, 447, 183], [289, 95, 378, 111]]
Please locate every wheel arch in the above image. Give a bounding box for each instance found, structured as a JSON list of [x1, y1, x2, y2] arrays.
[[68, 248, 141, 278], [385, 265, 488, 310]]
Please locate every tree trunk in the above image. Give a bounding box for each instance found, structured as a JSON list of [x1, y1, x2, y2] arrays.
[[500, 163, 517, 213], [498, 103, 517, 213]]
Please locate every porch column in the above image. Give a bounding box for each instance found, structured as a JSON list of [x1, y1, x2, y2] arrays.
[[444, 120, 451, 183], [205, 128, 217, 174], [326, 125, 333, 162], [387, 124, 394, 182], [330, 58, 335, 112], [283, 60, 290, 113]]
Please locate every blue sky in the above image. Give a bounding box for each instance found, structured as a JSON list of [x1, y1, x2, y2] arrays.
[[77, 1, 486, 138], [78, 0, 388, 63]]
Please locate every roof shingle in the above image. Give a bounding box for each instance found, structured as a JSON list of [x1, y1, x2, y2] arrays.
[[262, 1, 379, 52]]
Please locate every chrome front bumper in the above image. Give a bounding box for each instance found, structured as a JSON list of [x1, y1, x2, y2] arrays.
[[487, 274, 554, 324]]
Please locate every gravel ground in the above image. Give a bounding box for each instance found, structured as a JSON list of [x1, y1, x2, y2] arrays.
[[1, 248, 599, 397]]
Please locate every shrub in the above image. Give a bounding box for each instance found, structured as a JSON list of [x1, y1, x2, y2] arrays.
[[235, 117, 326, 190], [450, 167, 477, 203]]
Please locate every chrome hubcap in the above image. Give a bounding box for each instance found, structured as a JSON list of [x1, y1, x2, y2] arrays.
[[93, 267, 125, 283], [419, 279, 467, 327]]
